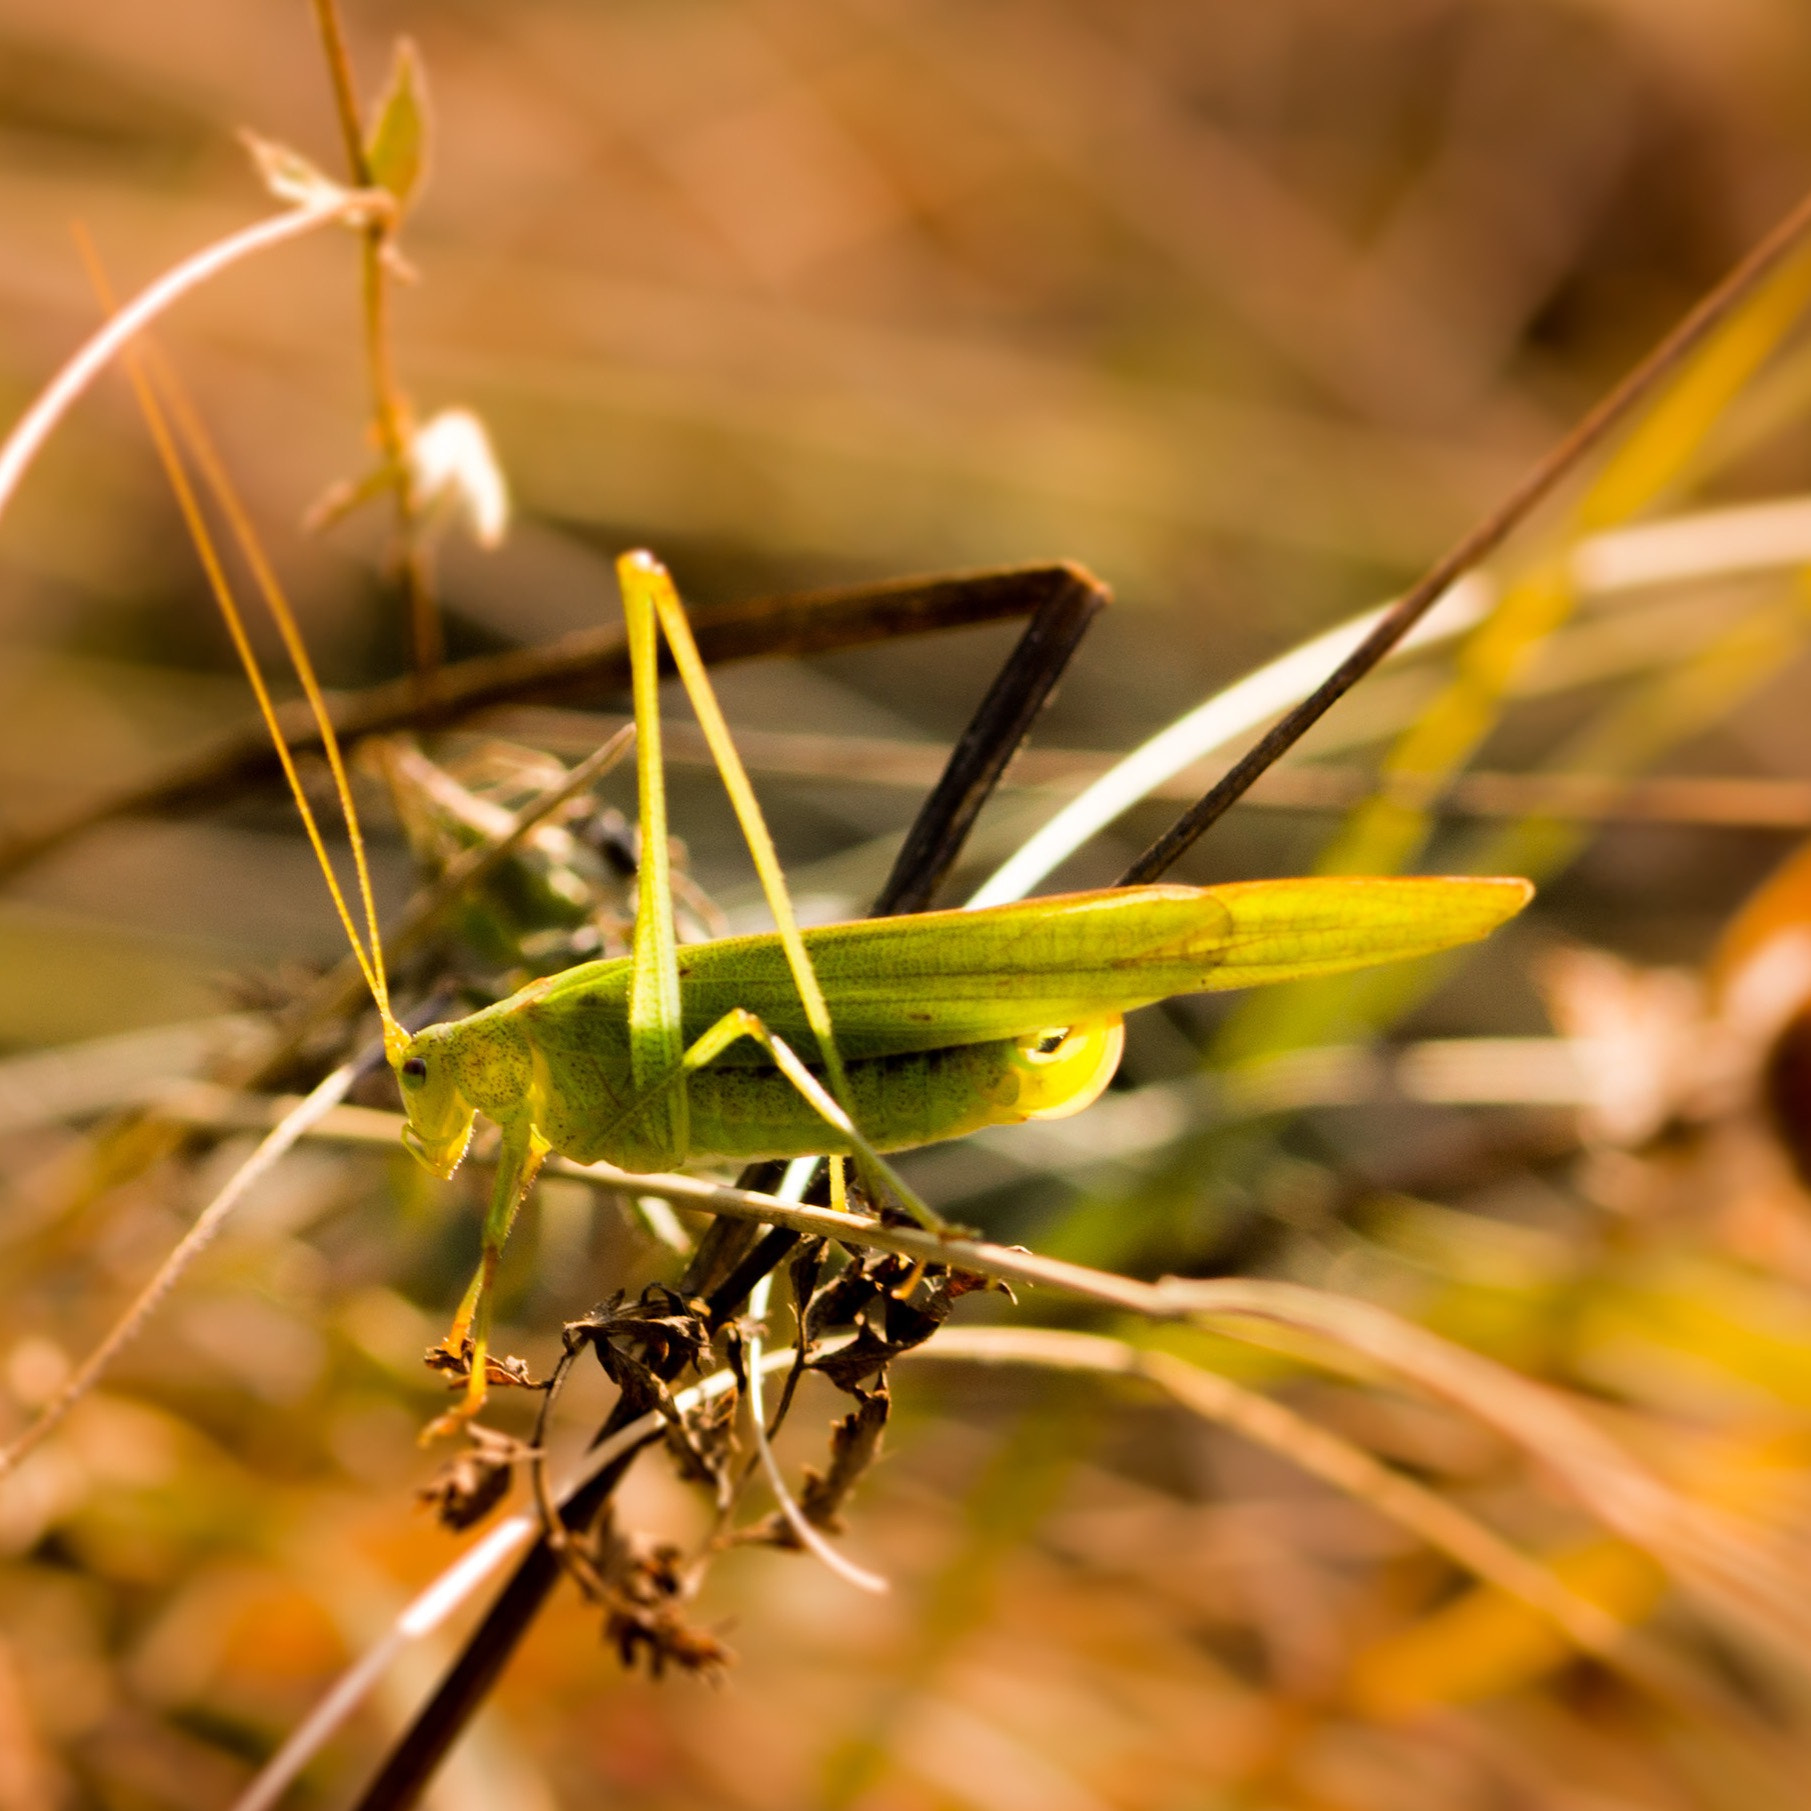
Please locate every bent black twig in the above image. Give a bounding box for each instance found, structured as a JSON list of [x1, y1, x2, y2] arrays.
[[872, 567, 1108, 914]]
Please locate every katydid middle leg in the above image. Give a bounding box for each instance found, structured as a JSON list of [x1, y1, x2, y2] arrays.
[[577, 1002, 954, 1231]]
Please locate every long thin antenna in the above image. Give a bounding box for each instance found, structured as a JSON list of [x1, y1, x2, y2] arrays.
[[77, 233, 397, 1042], [150, 361, 394, 1034]]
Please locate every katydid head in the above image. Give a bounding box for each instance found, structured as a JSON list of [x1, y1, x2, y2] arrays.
[[394, 1023, 479, 1179]]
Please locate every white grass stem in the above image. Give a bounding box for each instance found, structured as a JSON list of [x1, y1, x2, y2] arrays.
[[0, 196, 385, 531], [743, 1158, 890, 1595], [1575, 494, 1811, 594], [967, 576, 1493, 906], [232, 1514, 538, 1811]]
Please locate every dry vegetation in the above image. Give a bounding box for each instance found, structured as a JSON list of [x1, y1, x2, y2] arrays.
[[9, 2, 1811, 1808]]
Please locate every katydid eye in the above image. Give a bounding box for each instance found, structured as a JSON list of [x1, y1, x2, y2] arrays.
[[401, 1057, 428, 1084]]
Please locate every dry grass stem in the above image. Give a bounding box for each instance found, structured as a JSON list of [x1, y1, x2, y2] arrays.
[[0, 1061, 358, 1481]]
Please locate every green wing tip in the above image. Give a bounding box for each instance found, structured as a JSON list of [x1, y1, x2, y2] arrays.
[[1437, 874, 1535, 942], [1481, 874, 1537, 917]]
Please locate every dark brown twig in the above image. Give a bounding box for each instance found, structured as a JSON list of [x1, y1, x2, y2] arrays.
[[1117, 181, 1811, 885], [871, 568, 1108, 913], [0, 562, 1101, 889]]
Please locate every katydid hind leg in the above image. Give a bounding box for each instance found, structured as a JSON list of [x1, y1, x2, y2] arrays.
[[615, 548, 881, 1219], [583, 549, 936, 1222], [623, 552, 857, 1110], [621, 552, 690, 1168]]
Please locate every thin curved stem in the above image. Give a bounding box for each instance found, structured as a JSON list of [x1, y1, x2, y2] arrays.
[[742, 1162, 889, 1595], [0, 1061, 359, 1482], [0, 196, 383, 530]]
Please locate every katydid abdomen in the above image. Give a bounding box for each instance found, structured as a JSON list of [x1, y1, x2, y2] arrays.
[[540, 1024, 1123, 1167]]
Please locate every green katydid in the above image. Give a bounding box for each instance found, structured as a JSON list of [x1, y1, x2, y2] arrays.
[[129, 368, 1530, 1435], [329, 553, 1533, 1433]]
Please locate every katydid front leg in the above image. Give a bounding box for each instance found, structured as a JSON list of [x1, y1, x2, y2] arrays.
[[425, 1115, 549, 1439]]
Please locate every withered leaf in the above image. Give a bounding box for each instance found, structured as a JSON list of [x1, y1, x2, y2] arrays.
[[664, 1382, 739, 1493], [604, 1604, 734, 1681], [422, 1340, 543, 1389], [416, 1425, 532, 1531], [803, 1247, 965, 1392], [570, 1286, 711, 1382], [798, 1388, 891, 1535], [578, 1517, 733, 1680]]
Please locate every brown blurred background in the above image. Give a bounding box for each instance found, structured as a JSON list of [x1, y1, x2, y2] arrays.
[[7, 2, 1811, 1808]]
